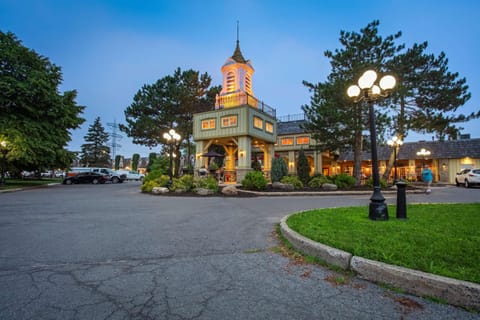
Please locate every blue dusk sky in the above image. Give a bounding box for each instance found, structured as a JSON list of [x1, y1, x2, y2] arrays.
[[1, 0, 479, 157]]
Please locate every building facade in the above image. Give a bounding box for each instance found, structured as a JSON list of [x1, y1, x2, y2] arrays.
[[192, 41, 480, 184]]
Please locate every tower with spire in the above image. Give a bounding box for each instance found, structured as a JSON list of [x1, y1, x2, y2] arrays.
[[193, 26, 277, 183], [215, 26, 255, 109]]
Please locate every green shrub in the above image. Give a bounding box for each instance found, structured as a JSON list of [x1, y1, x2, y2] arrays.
[[194, 176, 218, 192], [172, 174, 195, 191], [281, 175, 303, 190], [271, 158, 288, 182], [365, 176, 387, 188], [241, 171, 268, 190], [308, 176, 332, 188], [141, 174, 171, 193], [331, 173, 356, 189], [297, 149, 310, 184]]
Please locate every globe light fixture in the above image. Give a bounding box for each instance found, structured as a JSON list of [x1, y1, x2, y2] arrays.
[[387, 136, 403, 184], [0, 140, 8, 186], [164, 129, 181, 189], [347, 70, 397, 221], [416, 148, 431, 168]]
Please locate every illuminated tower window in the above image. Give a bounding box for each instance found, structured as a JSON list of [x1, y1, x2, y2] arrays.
[[245, 74, 252, 95], [226, 72, 235, 92]]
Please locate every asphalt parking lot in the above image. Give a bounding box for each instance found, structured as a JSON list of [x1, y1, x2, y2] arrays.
[[0, 182, 478, 319]]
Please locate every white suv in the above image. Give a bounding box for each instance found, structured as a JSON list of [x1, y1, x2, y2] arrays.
[[455, 168, 480, 188]]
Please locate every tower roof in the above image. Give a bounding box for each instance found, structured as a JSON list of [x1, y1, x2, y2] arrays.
[[231, 40, 247, 64]]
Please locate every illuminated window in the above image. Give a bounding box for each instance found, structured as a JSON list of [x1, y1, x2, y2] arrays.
[[201, 119, 215, 130], [253, 116, 263, 129], [245, 74, 252, 94], [296, 136, 310, 145], [221, 115, 237, 127], [265, 121, 274, 133], [226, 72, 235, 92], [281, 137, 294, 146]]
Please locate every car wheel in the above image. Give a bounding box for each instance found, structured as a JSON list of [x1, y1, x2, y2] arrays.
[[465, 180, 470, 188], [92, 178, 99, 184], [111, 176, 119, 184], [65, 179, 72, 185], [455, 179, 460, 187]]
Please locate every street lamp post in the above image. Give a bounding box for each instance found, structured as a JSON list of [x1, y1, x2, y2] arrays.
[[347, 70, 396, 221], [163, 129, 181, 189], [0, 140, 8, 186], [416, 148, 431, 169], [387, 136, 403, 184]]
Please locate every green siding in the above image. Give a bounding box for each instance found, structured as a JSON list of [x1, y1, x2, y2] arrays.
[[193, 105, 276, 143]]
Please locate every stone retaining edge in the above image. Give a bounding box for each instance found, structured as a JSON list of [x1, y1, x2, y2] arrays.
[[279, 215, 352, 270], [280, 213, 480, 311]]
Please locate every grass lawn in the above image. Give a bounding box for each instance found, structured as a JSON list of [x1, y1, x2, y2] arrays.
[[0, 178, 61, 190], [287, 203, 480, 284]]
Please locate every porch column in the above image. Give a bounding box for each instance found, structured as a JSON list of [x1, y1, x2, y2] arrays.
[[194, 140, 205, 176], [313, 150, 323, 175], [262, 143, 274, 181], [288, 151, 296, 174], [236, 136, 252, 182]]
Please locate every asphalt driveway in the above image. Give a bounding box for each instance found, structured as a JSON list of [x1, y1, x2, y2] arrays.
[[0, 182, 478, 319]]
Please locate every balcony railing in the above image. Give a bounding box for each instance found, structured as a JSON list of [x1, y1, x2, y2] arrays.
[[215, 92, 276, 118]]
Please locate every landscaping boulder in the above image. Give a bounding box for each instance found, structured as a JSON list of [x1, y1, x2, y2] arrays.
[[221, 185, 238, 195], [321, 183, 338, 191], [272, 182, 295, 191], [195, 188, 215, 196], [152, 187, 169, 194]]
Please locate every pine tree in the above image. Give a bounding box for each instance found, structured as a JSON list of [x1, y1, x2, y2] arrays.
[[80, 117, 111, 167]]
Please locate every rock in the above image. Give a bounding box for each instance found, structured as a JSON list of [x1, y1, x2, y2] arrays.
[[195, 188, 215, 196], [221, 185, 238, 195], [152, 187, 169, 194], [321, 183, 338, 191], [272, 182, 294, 191]]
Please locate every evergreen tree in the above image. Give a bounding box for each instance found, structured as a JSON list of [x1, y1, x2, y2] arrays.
[[146, 152, 157, 173], [297, 149, 310, 184], [114, 155, 122, 170], [271, 158, 288, 183], [132, 153, 140, 171], [80, 117, 110, 167]]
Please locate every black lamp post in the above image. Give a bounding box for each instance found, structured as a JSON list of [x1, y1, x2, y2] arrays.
[[163, 129, 181, 189], [347, 70, 396, 221], [387, 136, 403, 184], [0, 140, 8, 186], [416, 148, 431, 168]]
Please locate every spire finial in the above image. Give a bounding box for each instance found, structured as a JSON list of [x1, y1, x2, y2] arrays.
[[236, 20, 239, 44]]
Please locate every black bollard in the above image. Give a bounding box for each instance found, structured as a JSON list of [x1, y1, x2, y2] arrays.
[[396, 181, 407, 219]]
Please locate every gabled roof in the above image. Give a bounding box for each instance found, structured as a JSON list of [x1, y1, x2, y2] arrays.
[[338, 138, 480, 161]]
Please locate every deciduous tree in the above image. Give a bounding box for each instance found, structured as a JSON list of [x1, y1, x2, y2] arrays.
[[0, 31, 85, 174]]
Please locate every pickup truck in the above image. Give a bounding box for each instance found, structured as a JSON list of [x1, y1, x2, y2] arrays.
[[115, 170, 145, 181]]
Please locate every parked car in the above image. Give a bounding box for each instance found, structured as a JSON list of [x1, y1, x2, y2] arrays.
[[115, 170, 145, 181], [67, 167, 126, 183], [455, 168, 480, 188], [62, 172, 109, 185]]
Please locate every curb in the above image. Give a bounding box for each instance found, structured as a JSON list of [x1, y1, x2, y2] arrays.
[[280, 214, 480, 311], [241, 189, 427, 197]]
